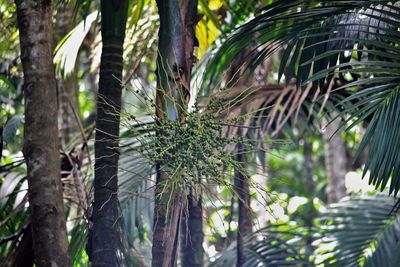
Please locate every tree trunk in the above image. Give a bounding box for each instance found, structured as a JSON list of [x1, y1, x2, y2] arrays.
[[322, 115, 347, 204], [152, 1, 198, 267], [180, 190, 204, 267], [226, 52, 253, 267], [55, 0, 80, 146], [15, 0, 71, 265], [90, 1, 128, 266], [234, 141, 252, 267], [303, 138, 317, 256]]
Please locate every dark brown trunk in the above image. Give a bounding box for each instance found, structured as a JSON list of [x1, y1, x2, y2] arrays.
[[55, 0, 80, 146], [180, 189, 204, 267], [90, 1, 128, 266], [15, 0, 71, 265], [322, 115, 347, 204], [234, 141, 252, 267], [152, 1, 198, 266]]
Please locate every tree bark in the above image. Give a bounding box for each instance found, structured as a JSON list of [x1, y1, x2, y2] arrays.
[[15, 0, 71, 265], [152, 1, 198, 267], [55, 0, 80, 146], [322, 115, 347, 204], [90, 1, 128, 266], [234, 141, 252, 267], [180, 190, 204, 267]]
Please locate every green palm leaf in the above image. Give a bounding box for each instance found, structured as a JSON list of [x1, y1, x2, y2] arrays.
[[315, 194, 400, 267], [210, 226, 310, 267]]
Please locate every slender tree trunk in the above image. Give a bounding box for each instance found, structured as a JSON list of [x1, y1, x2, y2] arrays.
[[303, 138, 317, 256], [180, 189, 204, 267], [55, 0, 80, 146], [322, 115, 347, 204], [152, 1, 198, 266], [15, 0, 71, 265], [90, 1, 128, 266], [234, 141, 252, 267], [226, 52, 253, 267]]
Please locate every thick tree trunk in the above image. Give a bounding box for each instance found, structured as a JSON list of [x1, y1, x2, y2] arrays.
[[234, 142, 252, 267], [180, 190, 204, 267], [152, 1, 198, 267], [55, 0, 80, 146], [90, 1, 128, 266], [15, 0, 71, 265], [322, 115, 347, 204]]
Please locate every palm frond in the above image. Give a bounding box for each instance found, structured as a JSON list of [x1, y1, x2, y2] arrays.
[[204, 1, 398, 86], [0, 168, 30, 266], [314, 194, 400, 267], [210, 226, 310, 267], [53, 11, 98, 78]]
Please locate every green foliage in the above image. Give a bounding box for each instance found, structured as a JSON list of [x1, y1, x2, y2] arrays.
[[355, 89, 400, 195], [0, 168, 28, 263], [314, 194, 400, 267], [202, 0, 400, 194], [210, 226, 311, 266], [2, 115, 24, 144], [54, 11, 98, 78]]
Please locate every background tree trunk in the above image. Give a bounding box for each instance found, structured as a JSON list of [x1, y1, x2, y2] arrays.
[[234, 141, 252, 267], [303, 137, 317, 257], [91, 1, 128, 266], [226, 51, 253, 267], [15, 0, 71, 265], [152, 1, 198, 266], [322, 115, 347, 204], [55, 0, 80, 146]]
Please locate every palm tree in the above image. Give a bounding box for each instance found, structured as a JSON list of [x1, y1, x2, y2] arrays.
[[14, 0, 70, 265], [152, 1, 200, 266], [90, 0, 129, 266]]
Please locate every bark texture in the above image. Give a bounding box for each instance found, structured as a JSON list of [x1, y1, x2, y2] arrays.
[[152, 1, 199, 266], [322, 115, 347, 204], [55, 0, 80, 146], [91, 1, 128, 266], [234, 142, 252, 267], [15, 0, 71, 265], [180, 191, 204, 267]]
